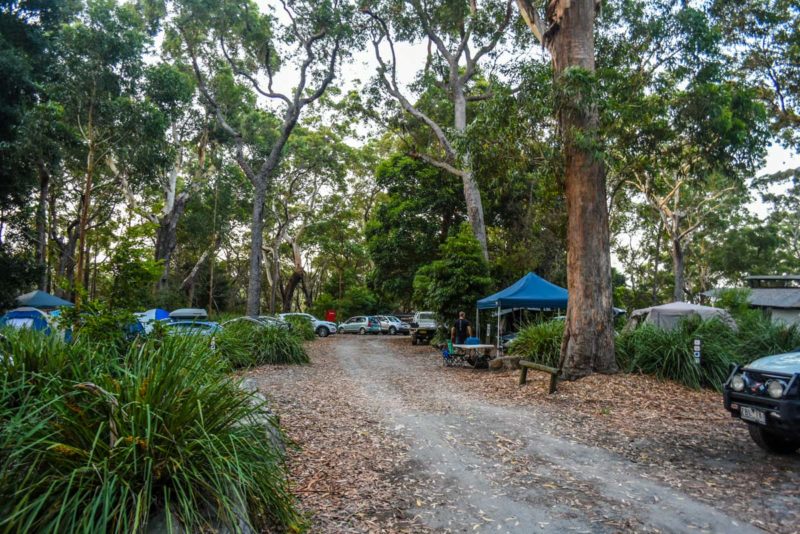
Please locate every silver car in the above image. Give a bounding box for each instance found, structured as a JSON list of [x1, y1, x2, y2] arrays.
[[376, 315, 410, 335], [338, 316, 381, 335]]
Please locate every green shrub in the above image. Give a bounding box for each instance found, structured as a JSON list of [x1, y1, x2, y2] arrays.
[[615, 317, 738, 390], [734, 310, 800, 363], [0, 333, 301, 533], [284, 315, 316, 341], [508, 320, 564, 368], [217, 320, 309, 368]]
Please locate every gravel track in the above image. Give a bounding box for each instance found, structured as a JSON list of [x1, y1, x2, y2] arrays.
[[249, 335, 799, 533]]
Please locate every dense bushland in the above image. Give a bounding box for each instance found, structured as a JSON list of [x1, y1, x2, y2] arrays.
[[0, 329, 302, 533]]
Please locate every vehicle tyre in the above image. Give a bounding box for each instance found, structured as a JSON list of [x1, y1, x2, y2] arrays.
[[748, 424, 800, 454], [359, 327, 366, 335], [316, 326, 329, 338], [411, 335, 418, 346], [338, 327, 345, 334], [389, 326, 397, 335]]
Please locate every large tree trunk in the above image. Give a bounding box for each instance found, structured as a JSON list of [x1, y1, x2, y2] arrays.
[[36, 164, 50, 290], [671, 238, 685, 302], [453, 85, 489, 260], [75, 100, 95, 305], [246, 185, 267, 317], [155, 192, 190, 291], [552, 0, 616, 379]]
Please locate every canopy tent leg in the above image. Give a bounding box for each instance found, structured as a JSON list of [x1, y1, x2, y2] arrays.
[[475, 308, 480, 342], [497, 305, 501, 355]]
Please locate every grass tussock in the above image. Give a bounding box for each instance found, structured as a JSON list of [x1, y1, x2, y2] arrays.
[[217, 320, 309, 368], [284, 315, 316, 341], [0, 329, 302, 533], [508, 320, 563, 368]]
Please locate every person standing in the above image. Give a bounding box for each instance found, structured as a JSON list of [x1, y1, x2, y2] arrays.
[[451, 311, 472, 344]]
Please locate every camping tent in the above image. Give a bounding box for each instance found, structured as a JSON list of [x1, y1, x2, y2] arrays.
[[477, 272, 568, 310], [626, 301, 737, 331], [135, 309, 170, 334], [476, 273, 568, 350], [16, 290, 73, 309], [0, 307, 53, 334]]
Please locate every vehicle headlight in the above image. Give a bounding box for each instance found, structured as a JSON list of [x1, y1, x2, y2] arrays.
[[767, 380, 786, 399], [731, 374, 746, 392]]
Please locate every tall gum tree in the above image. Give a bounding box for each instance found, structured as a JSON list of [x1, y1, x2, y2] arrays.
[[517, 0, 616, 379], [362, 0, 516, 260], [170, 0, 352, 316]]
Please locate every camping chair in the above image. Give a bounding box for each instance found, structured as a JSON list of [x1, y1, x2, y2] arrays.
[[442, 340, 467, 367]]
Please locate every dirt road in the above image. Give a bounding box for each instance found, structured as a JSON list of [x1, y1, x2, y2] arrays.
[[249, 335, 799, 533]]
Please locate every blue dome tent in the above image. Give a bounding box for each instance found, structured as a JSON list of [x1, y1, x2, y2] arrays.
[[0, 307, 53, 335], [476, 272, 569, 352]]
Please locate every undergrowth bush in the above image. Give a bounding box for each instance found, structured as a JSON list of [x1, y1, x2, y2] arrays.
[[616, 312, 800, 390], [217, 320, 309, 368], [284, 315, 316, 341], [508, 320, 563, 368], [0, 330, 302, 533]]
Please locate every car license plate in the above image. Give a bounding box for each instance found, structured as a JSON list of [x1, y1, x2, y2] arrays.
[[740, 406, 766, 425], [418, 329, 428, 334]]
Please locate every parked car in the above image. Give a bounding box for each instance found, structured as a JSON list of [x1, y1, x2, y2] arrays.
[[257, 315, 292, 330], [410, 311, 438, 345], [168, 308, 209, 321], [723, 349, 800, 454], [376, 315, 410, 335], [279, 312, 337, 337], [337, 316, 381, 335], [163, 320, 220, 336]]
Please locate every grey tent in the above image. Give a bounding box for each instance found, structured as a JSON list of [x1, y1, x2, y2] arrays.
[[626, 301, 737, 331], [16, 290, 74, 309]]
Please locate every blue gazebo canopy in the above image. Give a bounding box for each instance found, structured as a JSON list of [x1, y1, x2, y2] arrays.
[[477, 272, 568, 310], [16, 290, 74, 309]]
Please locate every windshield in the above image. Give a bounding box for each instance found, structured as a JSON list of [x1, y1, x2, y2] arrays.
[[418, 313, 435, 321]]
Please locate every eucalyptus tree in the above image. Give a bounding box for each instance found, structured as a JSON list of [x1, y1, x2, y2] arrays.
[[361, 0, 517, 260], [52, 0, 150, 302], [516, 0, 617, 379], [711, 0, 800, 149], [598, 2, 769, 302], [168, 0, 354, 316]]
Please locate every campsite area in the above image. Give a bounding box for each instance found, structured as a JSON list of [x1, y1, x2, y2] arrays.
[[250, 335, 800, 533]]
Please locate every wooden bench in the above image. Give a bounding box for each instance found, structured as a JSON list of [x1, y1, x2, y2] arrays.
[[518, 361, 559, 394]]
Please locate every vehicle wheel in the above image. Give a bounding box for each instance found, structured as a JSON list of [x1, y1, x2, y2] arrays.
[[389, 326, 397, 335], [316, 326, 329, 338], [338, 327, 345, 334], [748, 424, 800, 454], [411, 336, 418, 346], [359, 327, 366, 335]]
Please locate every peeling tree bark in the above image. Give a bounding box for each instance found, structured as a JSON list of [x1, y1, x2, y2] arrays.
[[518, 0, 616, 379]]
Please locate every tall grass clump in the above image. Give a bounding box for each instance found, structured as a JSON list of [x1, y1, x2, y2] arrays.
[[734, 310, 800, 362], [615, 316, 738, 390], [284, 315, 316, 341], [217, 320, 309, 368], [0, 332, 302, 533], [508, 320, 564, 368]]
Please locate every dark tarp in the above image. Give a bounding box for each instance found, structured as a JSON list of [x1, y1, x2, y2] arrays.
[[477, 272, 568, 310], [16, 290, 74, 309]]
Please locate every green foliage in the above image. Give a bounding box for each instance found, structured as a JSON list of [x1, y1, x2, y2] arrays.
[[284, 315, 316, 341], [56, 300, 139, 355], [311, 285, 379, 321], [105, 236, 163, 310], [508, 320, 564, 368], [0, 330, 301, 532], [615, 318, 737, 390], [714, 288, 753, 317], [216, 320, 309, 368], [734, 310, 800, 363], [413, 224, 492, 323], [0, 247, 40, 311], [366, 154, 464, 307]]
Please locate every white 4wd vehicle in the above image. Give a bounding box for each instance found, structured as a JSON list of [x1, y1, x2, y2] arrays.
[[278, 313, 338, 338], [410, 311, 438, 345]]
